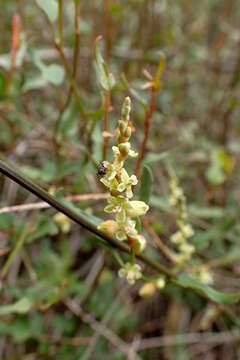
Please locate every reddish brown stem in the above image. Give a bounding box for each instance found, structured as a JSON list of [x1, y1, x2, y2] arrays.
[[7, 14, 21, 92], [143, 218, 176, 264], [135, 88, 157, 176], [103, 90, 111, 160]]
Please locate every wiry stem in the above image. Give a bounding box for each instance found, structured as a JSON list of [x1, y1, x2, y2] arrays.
[[58, 0, 63, 48], [53, 2, 81, 163], [135, 88, 157, 177], [103, 90, 111, 160]]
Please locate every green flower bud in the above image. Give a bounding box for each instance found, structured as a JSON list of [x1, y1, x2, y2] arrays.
[[124, 126, 132, 138], [126, 201, 149, 217], [139, 283, 156, 298], [54, 213, 72, 234], [119, 120, 127, 134], [121, 97, 131, 122], [156, 277, 166, 289], [130, 234, 147, 254], [118, 142, 130, 157], [98, 220, 119, 237]]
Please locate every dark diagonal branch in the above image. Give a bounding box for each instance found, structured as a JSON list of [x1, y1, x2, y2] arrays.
[[0, 159, 172, 278]]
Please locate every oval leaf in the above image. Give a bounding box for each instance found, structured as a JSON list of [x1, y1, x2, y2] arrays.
[[140, 165, 153, 204], [0, 297, 32, 316], [175, 274, 240, 305], [36, 0, 58, 23]]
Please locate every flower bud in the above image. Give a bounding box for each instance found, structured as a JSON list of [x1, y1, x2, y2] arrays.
[[121, 97, 131, 122], [124, 126, 132, 139], [118, 142, 130, 157], [119, 120, 127, 134], [139, 283, 156, 297], [170, 231, 184, 244], [130, 234, 147, 254], [110, 189, 121, 197], [98, 220, 119, 237], [126, 201, 149, 217], [54, 213, 72, 234], [156, 277, 166, 289]]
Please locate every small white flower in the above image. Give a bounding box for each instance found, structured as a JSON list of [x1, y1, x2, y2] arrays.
[[116, 169, 138, 198], [118, 262, 142, 284], [54, 213, 72, 234], [126, 201, 149, 217], [179, 242, 195, 255], [112, 146, 120, 156], [156, 277, 166, 289], [116, 230, 127, 241], [180, 224, 194, 238], [170, 231, 185, 244], [129, 149, 138, 157], [197, 268, 213, 285]]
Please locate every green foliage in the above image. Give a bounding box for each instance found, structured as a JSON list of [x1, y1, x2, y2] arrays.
[[94, 37, 115, 91], [36, 0, 58, 22], [1, 0, 240, 358], [140, 165, 153, 203]]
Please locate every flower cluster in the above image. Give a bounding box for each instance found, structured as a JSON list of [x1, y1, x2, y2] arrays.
[[54, 212, 72, 234], [118, 262, 142, 284], [194, 266, 213, 285], [98, 97, 149, 284], [139, 276, 166, 297], [169, 169, 195, 265]]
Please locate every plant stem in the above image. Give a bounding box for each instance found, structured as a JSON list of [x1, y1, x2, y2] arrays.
[[6, 14, 21, 93], [143, 218, 177, 264], [53, 2, 81, 164], [103, 90, 111, 160], [1, 231, 27, 279], [54, 41, 87, 126], [135, 88, 157, 177], [0, 159, 172, 278], [58, 0, 63, 48]]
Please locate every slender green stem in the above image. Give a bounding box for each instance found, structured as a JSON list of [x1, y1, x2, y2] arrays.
[[1, 231, 27, 278], [53, 2, 81, 167], [54, 41, 87, 125], [58, 0, 63, 48], [0, 159, 173, 278]]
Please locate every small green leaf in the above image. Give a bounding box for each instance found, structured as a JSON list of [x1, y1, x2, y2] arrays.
[[36, 0, 58, 22], [175, 274, 240, 305], [140, 165, 153, 204], [94, 37, 115, 91], [41, 64, 65, 85], [0, 298, 32, 316], [23, 76, 48, 92], [144, 151, 170, 164]]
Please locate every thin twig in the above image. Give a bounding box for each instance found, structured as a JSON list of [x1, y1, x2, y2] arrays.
[[54, 2, 80, 144], [135, 331, 240, 351], [57, 0, 63, 48], [143, 218, 176, 264], [64, 298, 130, 356], [135, 88, 157, 177], [36, 2, 87, 126], [6, 14, 20, 92], [0, 193, 108, 214], [103, 90, 111, 160]]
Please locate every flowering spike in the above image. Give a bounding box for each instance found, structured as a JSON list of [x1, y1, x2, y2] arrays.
[[97, 97, 150, 284]]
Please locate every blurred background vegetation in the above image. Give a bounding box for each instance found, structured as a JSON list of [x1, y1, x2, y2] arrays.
[[1, 0, 240, 359]]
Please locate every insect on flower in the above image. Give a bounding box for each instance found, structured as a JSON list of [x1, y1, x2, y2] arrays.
[[97, 161, 109, 177]]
